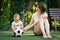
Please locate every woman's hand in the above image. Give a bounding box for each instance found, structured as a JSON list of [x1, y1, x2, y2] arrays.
[[23, 25, 30, 32], [23, 21, 39, 32]]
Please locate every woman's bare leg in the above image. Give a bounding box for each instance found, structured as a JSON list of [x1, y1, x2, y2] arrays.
[[40, 19, 47, 38], [44, 19, 52, 38], [33, 23, 42, 36], [34, 27, 42, 36]]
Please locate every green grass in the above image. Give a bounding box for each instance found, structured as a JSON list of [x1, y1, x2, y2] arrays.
[[0, 31, 60, 40]]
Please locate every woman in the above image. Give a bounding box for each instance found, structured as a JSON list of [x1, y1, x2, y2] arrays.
[[23, 2, 52, 38]]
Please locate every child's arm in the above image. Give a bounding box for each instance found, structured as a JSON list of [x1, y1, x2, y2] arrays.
[[11, 26, 15, 32], [11, 23, 16, 32], [20, 24, 24, 29]]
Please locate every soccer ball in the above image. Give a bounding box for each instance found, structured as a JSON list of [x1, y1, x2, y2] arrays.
[[14, 27, 23, 37]]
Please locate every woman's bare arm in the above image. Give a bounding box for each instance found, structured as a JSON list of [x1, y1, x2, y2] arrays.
[[23, 18, 38, 31]]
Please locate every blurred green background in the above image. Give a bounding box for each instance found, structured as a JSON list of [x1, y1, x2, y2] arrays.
[[0, 0, 60, 31]]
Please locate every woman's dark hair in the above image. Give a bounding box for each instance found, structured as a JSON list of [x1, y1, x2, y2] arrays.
[[37, 2, 47, 13]]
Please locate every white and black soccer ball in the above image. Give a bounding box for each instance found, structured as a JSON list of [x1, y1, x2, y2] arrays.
[[14, 27, 23, 37]]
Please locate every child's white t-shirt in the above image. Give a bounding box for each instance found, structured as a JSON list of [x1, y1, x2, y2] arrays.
[[12, 20, 23, 29], [32, 12, 48, 22]]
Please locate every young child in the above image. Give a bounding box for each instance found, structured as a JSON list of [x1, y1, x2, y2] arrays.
[[11, 13, 23, 32]]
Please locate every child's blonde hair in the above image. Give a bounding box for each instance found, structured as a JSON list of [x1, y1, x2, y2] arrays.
[[13, 13, 20, 18]]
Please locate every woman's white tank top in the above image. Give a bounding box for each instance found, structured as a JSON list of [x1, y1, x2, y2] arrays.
[[32, 12, 48, 22]]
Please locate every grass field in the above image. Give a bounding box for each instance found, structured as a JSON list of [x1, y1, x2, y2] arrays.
[[0, 31, 60, 40]]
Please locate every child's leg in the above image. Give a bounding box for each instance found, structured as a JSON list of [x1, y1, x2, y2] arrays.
[[44, 19, 52, 38], [39, 19, 47, 38]]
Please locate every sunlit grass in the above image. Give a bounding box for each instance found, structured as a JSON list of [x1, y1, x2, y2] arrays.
[[0, 31, 60, 40]]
